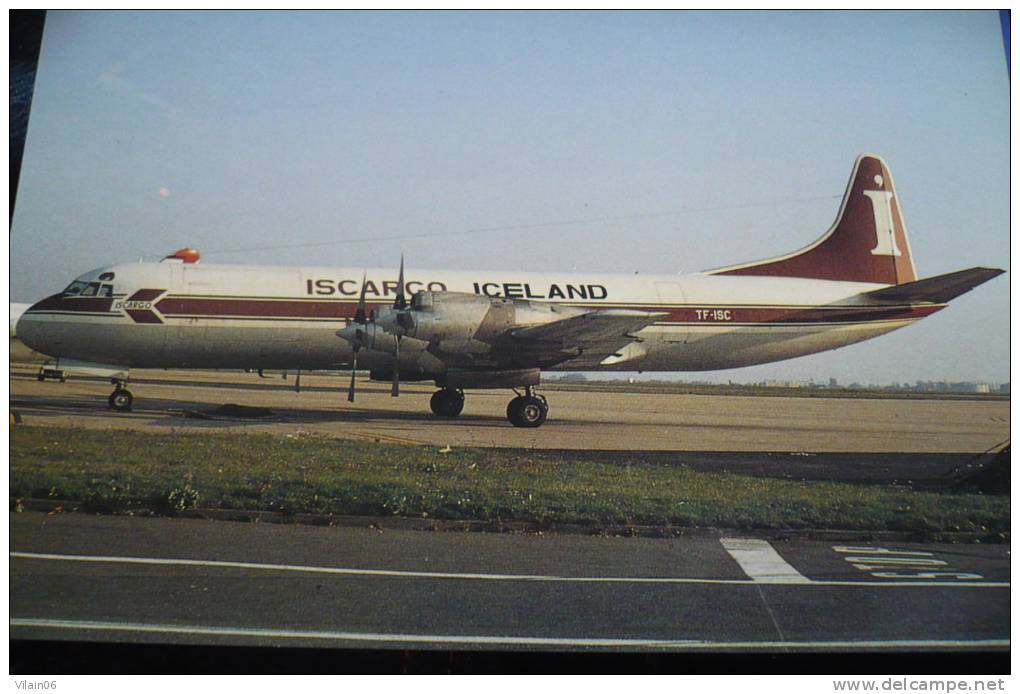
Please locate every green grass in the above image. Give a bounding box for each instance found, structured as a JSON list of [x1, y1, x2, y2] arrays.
[[9, 425, 1009, 537]]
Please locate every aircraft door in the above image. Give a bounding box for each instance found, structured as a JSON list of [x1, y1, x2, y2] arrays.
[[162, 262, 203, 365]]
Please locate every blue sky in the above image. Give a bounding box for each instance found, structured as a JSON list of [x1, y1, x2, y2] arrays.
[[10, 10, 1009, 383]]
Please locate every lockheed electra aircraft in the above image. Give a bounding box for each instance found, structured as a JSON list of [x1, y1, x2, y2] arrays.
[[17, 154, 1003, 427]]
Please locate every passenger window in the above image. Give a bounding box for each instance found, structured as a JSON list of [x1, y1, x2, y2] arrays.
[[80, 282, 100, 297], [98, 284, 113, 297]]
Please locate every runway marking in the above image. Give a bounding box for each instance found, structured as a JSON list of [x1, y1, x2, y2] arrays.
[[8, 618, 1009, 650], [833, 545, 984, 581], [721, 538, 811, 584], [10, 552, 1010, 588]]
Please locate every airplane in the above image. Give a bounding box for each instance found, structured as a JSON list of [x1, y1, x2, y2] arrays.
[[16, 154, 1003, 427]]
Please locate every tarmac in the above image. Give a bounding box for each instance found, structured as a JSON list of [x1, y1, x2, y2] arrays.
[[10, 512, 1010, 652], [8, 365, 1011, 454]]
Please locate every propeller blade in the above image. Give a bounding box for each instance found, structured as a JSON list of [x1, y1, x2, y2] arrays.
[[391, 335, 401, 397], [393, 254, 407, 310], [354, 271, 368, 324], [347, 348, 358, 402]]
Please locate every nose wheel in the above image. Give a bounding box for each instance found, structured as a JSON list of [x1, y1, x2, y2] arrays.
[[506, 387, 548, 428], [430, 388, 465, 417], [108, 381, 133, 412]]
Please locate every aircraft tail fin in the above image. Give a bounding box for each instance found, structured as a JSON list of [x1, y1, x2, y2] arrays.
[[861, 267, 1004, 304], [710, 154, 918, 285]]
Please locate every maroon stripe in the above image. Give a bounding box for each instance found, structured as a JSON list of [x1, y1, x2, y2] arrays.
[[156, 297, 355, 319], [155, 297, 944, 324], [648, 305, 944, 323], [128, 288, 166, 302], [125, 309, 163, 324]]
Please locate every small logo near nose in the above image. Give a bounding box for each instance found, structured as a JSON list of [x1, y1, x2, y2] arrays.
[[114, 289, 167, 324]]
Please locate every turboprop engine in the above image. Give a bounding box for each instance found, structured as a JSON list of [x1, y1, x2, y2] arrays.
[[377, 290, 582, 355], [335, 318, 427, 356], [335, 256, 585, 402]]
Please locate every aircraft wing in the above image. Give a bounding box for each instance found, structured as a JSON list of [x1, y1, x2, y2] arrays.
[[863, 267, 1004, 304], [502, 309, 667, 368]]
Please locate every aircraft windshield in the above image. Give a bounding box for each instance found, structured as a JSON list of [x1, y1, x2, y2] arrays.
[[62, 281, 89, 295], [61, 280, 113, 297]]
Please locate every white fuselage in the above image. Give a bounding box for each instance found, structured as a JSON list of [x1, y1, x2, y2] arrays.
[[17, 260, 941, 379]]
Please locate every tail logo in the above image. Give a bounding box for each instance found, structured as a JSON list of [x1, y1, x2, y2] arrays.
[[863, 181, 902, 257]]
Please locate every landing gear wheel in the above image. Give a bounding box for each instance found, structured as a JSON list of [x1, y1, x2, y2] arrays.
[[506, 396, 547, 428], [430, 389, 465, 417], [108, 388, 133, 412]]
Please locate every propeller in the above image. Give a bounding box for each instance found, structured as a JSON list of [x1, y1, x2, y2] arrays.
[[391, 255, 406, 397], [346, 273, 369, 402], [337, 258, 413, 400]]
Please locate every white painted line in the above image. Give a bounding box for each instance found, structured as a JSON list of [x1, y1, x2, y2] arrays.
[[10, 551, 1009, 588], [9, 619, 1009, 651], [721, 538, 811, 584]]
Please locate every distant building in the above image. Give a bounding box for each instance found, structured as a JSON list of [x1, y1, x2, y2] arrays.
[[553, 373, 588, 383], [950, 382, 990, 394]]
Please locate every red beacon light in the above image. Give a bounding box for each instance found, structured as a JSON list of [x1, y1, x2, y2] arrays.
[[163, 248, 201, 264]]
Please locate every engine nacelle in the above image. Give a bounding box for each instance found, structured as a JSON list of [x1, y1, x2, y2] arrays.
[[377, 291, 581, 354], [335, 321, 428, 355], [401, 291, 493, 344]]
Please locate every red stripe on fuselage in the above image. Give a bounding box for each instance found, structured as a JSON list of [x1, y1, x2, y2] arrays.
[[153, 297, 944, 324], [638, 304, 944, 323], [125, 309, 164, 324], [127, 288, 166, 302], [156, 297, 356, 319]]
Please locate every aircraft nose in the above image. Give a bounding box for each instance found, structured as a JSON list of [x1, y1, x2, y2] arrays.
[[16, 302, 63, 357]]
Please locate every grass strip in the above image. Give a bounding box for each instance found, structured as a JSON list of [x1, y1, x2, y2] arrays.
[[9, 426, 1009, 536]]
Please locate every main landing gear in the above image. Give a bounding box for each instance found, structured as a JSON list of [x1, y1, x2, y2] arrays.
[[430, 388, 465, 417], [427, 385, 550, 427], [506, 386, 548, 428], [108, 380, 133, 412]]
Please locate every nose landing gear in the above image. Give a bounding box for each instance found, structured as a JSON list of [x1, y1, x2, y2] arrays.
[[506, 386, 548, 428], [108, 380, 133, 412]]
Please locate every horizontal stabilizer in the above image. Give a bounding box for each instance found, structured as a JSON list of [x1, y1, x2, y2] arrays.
[[863, 267, 1004, 304]]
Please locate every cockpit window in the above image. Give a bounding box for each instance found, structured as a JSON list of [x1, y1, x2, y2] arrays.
[[62, 281, 89, 296], [63, 281, 114, 297]]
